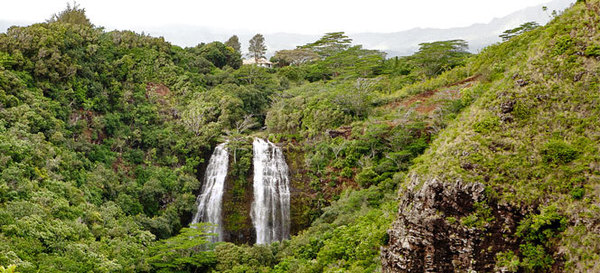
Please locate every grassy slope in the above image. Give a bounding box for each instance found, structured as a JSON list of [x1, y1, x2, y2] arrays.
[[404, 0, 600, 270]]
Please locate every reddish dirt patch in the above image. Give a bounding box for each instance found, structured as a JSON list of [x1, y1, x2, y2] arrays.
[[386, 75, 479, 114], [327, 126, 352, 139], [451, 75, 479, 86], [111, 157, 132, 174], [146, 83, 171, 97], [321, 166, 360, 199]]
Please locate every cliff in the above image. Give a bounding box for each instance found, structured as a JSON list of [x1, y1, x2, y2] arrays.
[[382, 1, 600, 272]]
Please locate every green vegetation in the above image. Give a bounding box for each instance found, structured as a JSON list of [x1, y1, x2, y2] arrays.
[[0, 4, 475, 268], [147, 223, 217, 272], [499, 21, 541, 41], [405, 1, 600, 271], [1, 0, 599, 272]]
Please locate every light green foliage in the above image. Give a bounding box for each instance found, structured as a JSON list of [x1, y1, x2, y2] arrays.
[[0, 265, 17, 273], [147, 223, 217, 272], [406, 1, 600, 271], [301, 32, 352, 58], [0, 10, 282, 271], [409, 39, 471, 77], [47, 2, 92, 26]]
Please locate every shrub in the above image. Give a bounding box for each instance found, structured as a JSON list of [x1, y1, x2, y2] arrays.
[[496, 251, 520, 273], [473, 115, 500, 134], [553, 35, 573, 55], [356, 168, 378, 187], [520, 243, 554, 272], [541, 140, 579, 164], [570, 187, 585, 200], [584, 45, 600, 57], [340, 167, 353, 178]]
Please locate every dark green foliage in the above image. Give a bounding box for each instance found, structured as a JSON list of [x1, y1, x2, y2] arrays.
[[2, 1, 597, 272], [514, 205, 567, 272], [553, 35, 574, 55], [570, 187, 585, 199], [190, 41, 242, 69], [0, 12, 284, 270], [516, 205, 567, 244], [541, 139, 579, 164]]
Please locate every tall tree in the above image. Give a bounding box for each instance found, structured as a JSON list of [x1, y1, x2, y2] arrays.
[[225, 35, 241, 53], [410, 39, 470, 77], [47, 1, 92, 26], [248, 34, 267, 62], [193, 41, 242, 69], [302, 32, 352, 57], [272, 48, 319, 66], [499, 22, 541, 41]]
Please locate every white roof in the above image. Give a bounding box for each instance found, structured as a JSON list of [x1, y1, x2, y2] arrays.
[[243, 58, 272, 65]]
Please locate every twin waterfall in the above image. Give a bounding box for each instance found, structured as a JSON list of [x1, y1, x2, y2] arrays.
[[191, 142, 228, 242], [191, 139, 290, 244], [251, 138, 291, 244]]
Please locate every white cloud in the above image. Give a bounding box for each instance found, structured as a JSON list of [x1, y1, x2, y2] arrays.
[[2, 0, 559, 34]]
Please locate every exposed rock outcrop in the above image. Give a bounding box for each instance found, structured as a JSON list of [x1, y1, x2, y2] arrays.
[[381, 174, 524, 273]]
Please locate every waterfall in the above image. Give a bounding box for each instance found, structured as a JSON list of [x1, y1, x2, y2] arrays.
[[251, 138, 291, 244], [191, 142, 228, 242]]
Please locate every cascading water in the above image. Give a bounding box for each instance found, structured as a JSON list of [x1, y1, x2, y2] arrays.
[[251, 138, 291, 244], [191, 142, 228, 242]]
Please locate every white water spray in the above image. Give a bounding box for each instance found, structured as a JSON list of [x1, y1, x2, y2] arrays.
[[191, 143, 228, 242], [251, 138, 291, 244]]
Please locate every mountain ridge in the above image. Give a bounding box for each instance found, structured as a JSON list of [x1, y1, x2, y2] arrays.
[[0, 0, 573, 57]]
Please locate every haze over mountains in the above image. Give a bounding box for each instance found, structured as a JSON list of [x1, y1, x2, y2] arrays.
[[1, 0, 573, 57]]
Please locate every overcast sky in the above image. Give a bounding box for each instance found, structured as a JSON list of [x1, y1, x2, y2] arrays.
[[2, 0, 560, 34]]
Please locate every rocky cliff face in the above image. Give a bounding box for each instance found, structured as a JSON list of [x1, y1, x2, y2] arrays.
[[382, 2, 600, 271], [381, 175, 526, 273]]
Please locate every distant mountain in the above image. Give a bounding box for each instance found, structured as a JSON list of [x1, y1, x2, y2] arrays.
[[1, 0, 573, 57], [350, 0, 574, 56]]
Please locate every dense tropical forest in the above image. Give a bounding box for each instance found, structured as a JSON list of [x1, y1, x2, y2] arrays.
[[1, 0, 599, 272]]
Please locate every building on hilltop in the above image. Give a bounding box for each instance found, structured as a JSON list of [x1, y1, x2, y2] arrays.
[[242, 58, 273, 68]]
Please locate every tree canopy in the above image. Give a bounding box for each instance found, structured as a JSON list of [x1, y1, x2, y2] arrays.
[[301, 32, 352, 57], [272, 48, 319, 66], [248, 34, 267, 61], [499, 21, 541, 41], [409, 39, 471, 77], [225, 35, 241, 53], [47, 2, 92, 26]]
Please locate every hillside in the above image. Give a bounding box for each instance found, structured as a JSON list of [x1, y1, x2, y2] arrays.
[[382, 0, 600, 272]]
